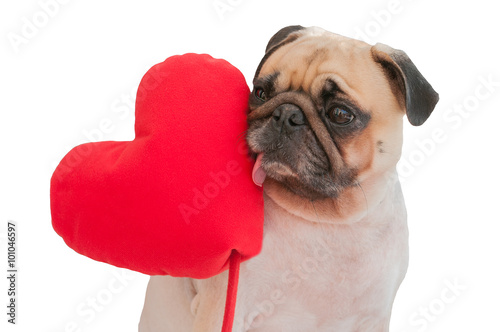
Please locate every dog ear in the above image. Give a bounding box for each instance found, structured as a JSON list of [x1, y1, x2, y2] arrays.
[[265, 25, 305, 53], [255, 25, 305, 78], [371, 43, 439, 126]]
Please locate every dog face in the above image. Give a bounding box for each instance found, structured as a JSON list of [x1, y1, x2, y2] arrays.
[[247, 26, 438, 204]]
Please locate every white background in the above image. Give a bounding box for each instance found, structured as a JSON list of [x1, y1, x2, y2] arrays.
[[1, 0, 499, 331]]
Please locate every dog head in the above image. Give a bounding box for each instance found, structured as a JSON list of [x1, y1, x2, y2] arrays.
[[247, 26, 438, 220]]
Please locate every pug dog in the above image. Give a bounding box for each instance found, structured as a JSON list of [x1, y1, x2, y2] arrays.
[[139, 26, 438, 332]]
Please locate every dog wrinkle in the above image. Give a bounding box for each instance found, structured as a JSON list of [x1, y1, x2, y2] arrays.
[[305, 47, 328, 66]]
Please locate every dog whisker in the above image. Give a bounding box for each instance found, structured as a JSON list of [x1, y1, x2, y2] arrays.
[[355, 180, 369, 217]]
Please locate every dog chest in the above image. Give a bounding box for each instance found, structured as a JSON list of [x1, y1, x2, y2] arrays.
[[237, 203, 409, 330]]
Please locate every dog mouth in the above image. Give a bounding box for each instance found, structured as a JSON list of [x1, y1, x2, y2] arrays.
[[251, 148, 338, 200], [252, 153, 300, 187]]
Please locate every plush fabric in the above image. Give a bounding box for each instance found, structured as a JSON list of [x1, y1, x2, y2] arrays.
[[51, 53, 264, 278]]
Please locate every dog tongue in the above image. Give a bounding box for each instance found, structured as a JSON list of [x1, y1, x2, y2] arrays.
[[252, 153, 266, 187]]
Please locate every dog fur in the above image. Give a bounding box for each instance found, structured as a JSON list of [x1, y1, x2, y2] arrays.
[[139, 26, 438, 332]]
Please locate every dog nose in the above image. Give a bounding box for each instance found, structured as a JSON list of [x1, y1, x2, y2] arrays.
[[272, 104, 306, 131]]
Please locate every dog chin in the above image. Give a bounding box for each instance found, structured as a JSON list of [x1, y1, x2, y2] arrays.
[[259, 157, 340, 201], [274, 178, 331, 201]]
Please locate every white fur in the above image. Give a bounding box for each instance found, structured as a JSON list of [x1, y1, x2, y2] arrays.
[[139, 173, 408, 331]]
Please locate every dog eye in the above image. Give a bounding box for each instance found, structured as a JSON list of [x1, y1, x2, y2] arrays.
[[327, 107, 355, 125], [254, 88, 267, 101]]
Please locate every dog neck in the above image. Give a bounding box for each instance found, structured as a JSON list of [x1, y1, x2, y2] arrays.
[[263, 168, 402, 225]]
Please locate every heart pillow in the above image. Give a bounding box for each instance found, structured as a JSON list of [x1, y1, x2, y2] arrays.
[[51, 53, 264, 279]]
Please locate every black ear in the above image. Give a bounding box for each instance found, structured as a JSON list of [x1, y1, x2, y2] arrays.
[[371, 43, 439, 126], [255, 25, 305, 78], [265, 25, 305, 53]]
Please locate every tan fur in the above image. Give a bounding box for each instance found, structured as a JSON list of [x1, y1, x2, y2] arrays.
[[257, 28, 405, 223]]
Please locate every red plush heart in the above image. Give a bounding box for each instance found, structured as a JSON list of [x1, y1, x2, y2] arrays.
[[51, 54, 264, 278]]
